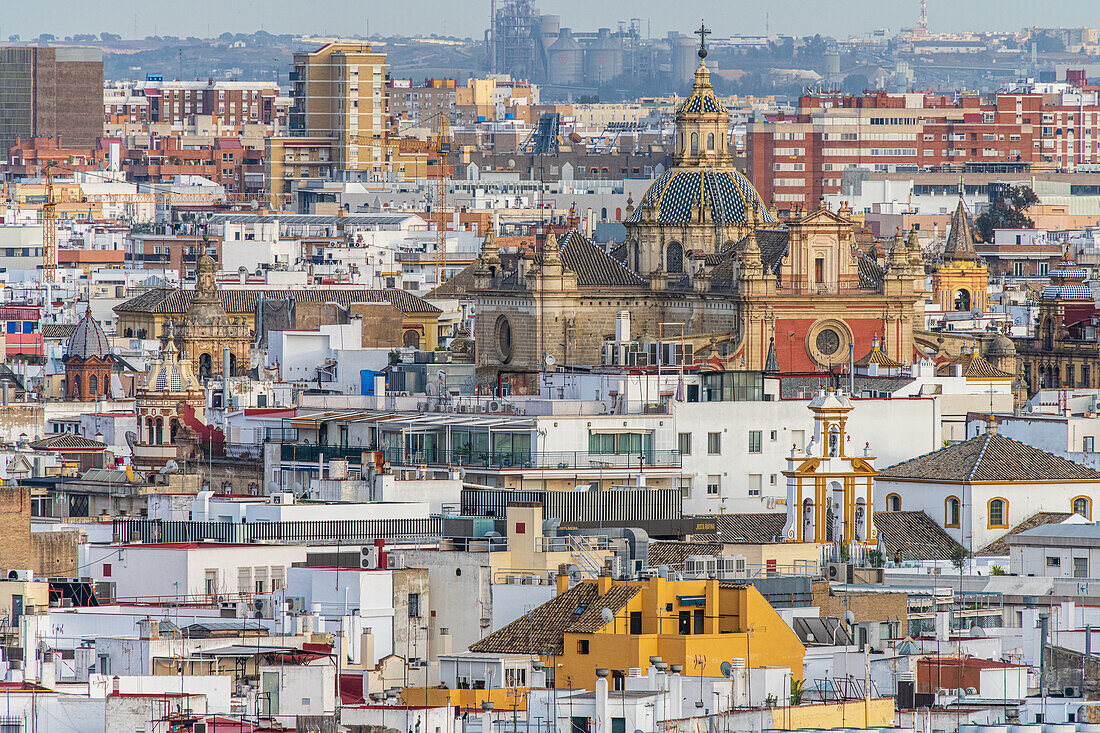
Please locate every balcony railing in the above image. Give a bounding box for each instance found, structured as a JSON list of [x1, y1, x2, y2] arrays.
[[277, 443, 681, 469]]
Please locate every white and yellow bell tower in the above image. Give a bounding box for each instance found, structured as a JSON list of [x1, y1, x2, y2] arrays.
[[782, 388, 878, 548]]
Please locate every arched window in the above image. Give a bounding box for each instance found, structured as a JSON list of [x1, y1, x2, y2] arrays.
[[828, 425, 840, 457], [665, 242, 683, 274], [229, 353, 238, 376], [615, 207, 621, 221], [403, 330, 421, 349], [954, 289, 971, 312], [1043, 318, 1054, 351], [146, 417, 155, 444], [987, 497, 1008, 529], [88, 374, 98, 396], [171, 419, 180, 443], [690, 132, 699, 155], [199, 353, 212, 380], [601, 207, 607, 220], [154, 417, 164, 445], [945, 496, 960, 528], [124, 328, 133, 338], [680, 133, 685, 154], [886, 493, 901, 512], [707, 132, 715, 152], [1073, 496, 1091, 520]]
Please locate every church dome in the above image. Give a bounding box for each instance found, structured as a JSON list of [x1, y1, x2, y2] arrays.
[[65, 307, 110, 360], [146, 335, 199, 393], [625, 168, 779, 226], [1041, 257, 1090, 300], [986, 333, 1016, 358]]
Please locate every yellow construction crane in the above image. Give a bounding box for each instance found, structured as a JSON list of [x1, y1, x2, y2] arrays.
[[347, 117, 452, 285], [433, 112, 450, 285], [43, 165, 58, 282]]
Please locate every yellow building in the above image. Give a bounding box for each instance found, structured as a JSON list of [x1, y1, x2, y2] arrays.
[[469, 574, 805, 690], [267, 42, 430, 194], [931, 200, 989, 313]]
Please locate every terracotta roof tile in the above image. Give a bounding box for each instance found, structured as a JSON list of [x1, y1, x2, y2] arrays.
[[114, 287, 441, 316], [879, 432, 1100, 483], [976, 512, 1073, 557]]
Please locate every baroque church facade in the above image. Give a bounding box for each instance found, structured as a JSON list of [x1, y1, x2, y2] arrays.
[[469, 40, 926, 378]]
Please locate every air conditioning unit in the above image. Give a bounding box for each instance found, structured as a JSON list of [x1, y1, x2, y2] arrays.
[[284, 596, 308, 614], [684, 556, 718, 579], [7, 570, 33, 582], [387, 554, 404, 570], [360, 546, 380, 570], [826, 562, 851, 583], [252, 597, 275, 619]]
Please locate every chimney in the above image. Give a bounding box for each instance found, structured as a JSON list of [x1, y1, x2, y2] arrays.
[[595, 669, 610, 733]]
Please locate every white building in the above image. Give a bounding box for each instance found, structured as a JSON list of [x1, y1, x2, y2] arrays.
[[875, 420, 1100, 551], [1007, 518, 1100, 579]]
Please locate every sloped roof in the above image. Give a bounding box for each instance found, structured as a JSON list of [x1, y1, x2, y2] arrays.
[[625, 168, 778, 227], [935, 352, 1013, 379], [854, 345, 903, 369], [115, 287, 441, 316], [425, 263, 476, 299], [65, 309, 110, 360], [30, 433, 107, 451], [879, 432, 1100, 483], [558, 229, 645, 287], [647, 541, 726, 566], [468, 580, 640, 656], [944, 199, 979, 261], [976, 512, 1073, 557], [40, 323, 77, 340], [873, 511, 965, 561]]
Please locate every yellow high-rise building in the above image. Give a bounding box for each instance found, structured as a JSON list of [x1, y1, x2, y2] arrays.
[[266, 42, 429, 194]]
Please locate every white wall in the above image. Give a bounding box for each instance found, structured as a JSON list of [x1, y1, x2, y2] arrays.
[[286, 567, 395, 663]]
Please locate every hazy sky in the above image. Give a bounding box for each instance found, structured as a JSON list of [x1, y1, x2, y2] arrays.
[[4, 0, 1099, 41]]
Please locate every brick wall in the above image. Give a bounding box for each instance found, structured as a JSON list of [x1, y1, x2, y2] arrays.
[[811, 580, 908, 625]]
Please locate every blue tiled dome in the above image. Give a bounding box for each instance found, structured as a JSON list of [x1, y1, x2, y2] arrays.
[[625, 168, 779, 226], [64, 308, 110, 360], [676, 90, 727, 115], [1042, 259, 1091, 300]]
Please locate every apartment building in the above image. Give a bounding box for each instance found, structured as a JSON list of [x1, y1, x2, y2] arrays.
[[0, 46, 103, 155], [103, 79, 284, 129], [748, 84, 1100, 212], [267, 43, 431, 195]]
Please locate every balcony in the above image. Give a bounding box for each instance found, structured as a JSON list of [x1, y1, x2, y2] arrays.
[[277, 443, 680, 470]]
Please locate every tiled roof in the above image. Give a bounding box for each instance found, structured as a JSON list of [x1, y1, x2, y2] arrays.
[[469, 581, 640, 656], [30, 433, 107, 451], [676, 90, 728, 115], [707, 229, 789, 291], [854, 346, 903, 369], [855, 246, 886, 288], [944, 199, 979, 261], [873, 511, 965, 561], [935, 352, 1013, 379], [114, 287, 441, 316], [879, 432, 1100, 483], [425, 263, 476, 299], [647, 541, 726, 566], [65, 309, 110, 360], [625, 168, 777, 227], [976, 512, 1073, 556], [687, 510, 963, 562], [558, 229, 645, 287], [40, 324, 77, 339]]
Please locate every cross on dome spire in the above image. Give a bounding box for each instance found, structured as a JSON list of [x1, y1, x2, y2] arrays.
[[695, 20, 711, 60]]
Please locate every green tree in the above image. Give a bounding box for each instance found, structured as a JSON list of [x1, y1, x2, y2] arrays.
[[974, 185, 1039, 242], [950, 545, 970, 572]]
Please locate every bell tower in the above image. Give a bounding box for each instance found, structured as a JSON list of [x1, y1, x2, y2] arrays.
[[782, 389, 879, 550]]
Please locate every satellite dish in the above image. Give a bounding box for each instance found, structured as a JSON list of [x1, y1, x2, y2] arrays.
[[720, 661, 732, 678], [545, 354, 556, 366], [844, 609, 856, 626], [600, 607, 614, 625]]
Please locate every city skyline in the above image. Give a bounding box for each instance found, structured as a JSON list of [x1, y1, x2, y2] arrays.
[[7, 0, 1100, 42]]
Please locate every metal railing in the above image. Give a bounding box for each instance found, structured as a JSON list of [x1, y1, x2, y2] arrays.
[[277, 443, 681, 469]]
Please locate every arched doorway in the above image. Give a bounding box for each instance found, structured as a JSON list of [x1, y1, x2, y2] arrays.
[[403, 330, 421, 349]]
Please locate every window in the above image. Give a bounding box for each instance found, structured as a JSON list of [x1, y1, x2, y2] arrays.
[[408, 592, 420, 618], [515, 522, 525, 534], [1084, 436, 1095, 453], [748, 474, 762, 497], [629, 611, 642, 634], [102, 564, 112, 577], [770, 430, 778, 441], [988, 498, 1007, 528], [945, 496, 960, 528], [1073, 496, 1091, 520], [886, 494, 901, 512], [1046, 556, 1061, 568], [707, 432, 721, 455], [694, 608, 704, 634], [748, 430, 762, 454], [690, 132, 699, 155], [577, 639, 589, 654], [1074, 557, 1089, 578], [814, 257, 825, 284], [678, 432, 692, 456], [707, 132, 715, 152], [678, 610, 691, 635], [707, 475, 721, 496]]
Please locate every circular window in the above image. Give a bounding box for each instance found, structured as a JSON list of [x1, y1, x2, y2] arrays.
[[816, 328, 841, 356], [495, 315, 513, 363], [806, 320, 852, 367]]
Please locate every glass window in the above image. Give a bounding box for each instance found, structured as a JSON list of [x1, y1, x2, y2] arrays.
[[707, 432, 721, 455], [1073, 497, 1090, 519], [945, 496, 960, 527], [988, 498, 1006, 528], [707, 475, 721, 496], [678, 432, 692, 456], [748, 430, 762, 453], [748, 474, 762, 496]]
